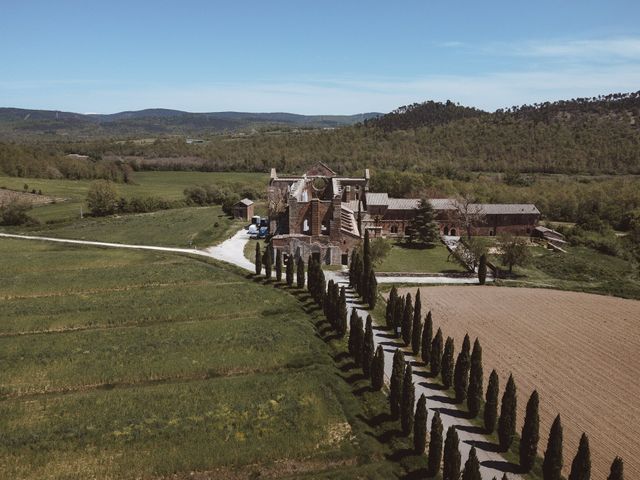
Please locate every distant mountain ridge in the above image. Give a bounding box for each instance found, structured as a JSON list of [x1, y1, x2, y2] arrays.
[[0, 107, 382, 138]]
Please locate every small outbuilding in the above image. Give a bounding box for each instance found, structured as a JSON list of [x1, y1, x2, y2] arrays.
[[232, 198, 254, 221]]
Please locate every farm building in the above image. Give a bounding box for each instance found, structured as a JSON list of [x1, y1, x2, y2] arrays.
[[268, 163, 541, 264], [232, 198, 254, 221]]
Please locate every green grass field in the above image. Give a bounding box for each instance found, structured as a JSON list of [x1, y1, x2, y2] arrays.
[[0, 239, 404, 479], [8, 206, 238, 248], [0, 171, 267, 223], [495, 244, 640, 299], [376, 242, 467, 273]]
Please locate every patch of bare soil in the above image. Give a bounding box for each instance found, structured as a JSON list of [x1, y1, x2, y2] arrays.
[[0, 188, 62, 205], [397, 286, 640, 479]]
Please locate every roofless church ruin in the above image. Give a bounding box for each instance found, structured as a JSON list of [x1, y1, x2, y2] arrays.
[[268, 162, 541, 265]]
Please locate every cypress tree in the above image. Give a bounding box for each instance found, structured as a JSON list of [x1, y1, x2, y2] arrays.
[[285, 254, 294, 286], [337, 286, 347, 337], [543, 414, 563, 480], [607, 457, 624, 480], [390, 349, 405, 419], [349, 250, 358, 286], [263, 245, 272, 279], [413, 393, 428, 454], [478, 253, 487, 285], [401, 292, 413, 346], [331, 282, 340, 328], [520, 390, 540, 472], [421, 311, 433, 366], [386, 286, 398, 328], [368, 268, 377, 308], [467, 338, 483, 417], [454, 333, 471, 402], [498, 374, 517, 451], [484, 369, 499, 433], [362, 230, 371, 297], [428, 411, 444, 477], [568, 433, 591, 480], [348, 308, 358, 357], [354, 315, 364, 368], [307, 257, 315, 295], [394, 294, 405, 338], [441, 336, 455, 389], [431, 327, 443, 376], [255, 242, 262, 276], [296, 257, 305, 288], [443, 425, 461, 480], [275, 249, 282, 282], [362, 315, 374, 378], [401, 362, 415, 435], [411, 289, 422, 354], [462, 446, 482, 480], [371, 345, 385, 391]]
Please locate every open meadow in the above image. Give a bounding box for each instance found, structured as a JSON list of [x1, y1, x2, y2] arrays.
[[397, 285, 640, 479], [0, 171, 267, 223], [0, 239, 398, 479]]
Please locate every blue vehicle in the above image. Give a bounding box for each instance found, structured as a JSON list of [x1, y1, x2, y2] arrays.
[[258, 226, 269, 239]]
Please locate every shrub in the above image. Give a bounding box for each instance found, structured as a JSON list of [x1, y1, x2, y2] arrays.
[[86, 180, 118, 216]]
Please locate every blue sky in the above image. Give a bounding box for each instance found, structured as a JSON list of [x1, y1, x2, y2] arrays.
[[1, 0, 640, 114]]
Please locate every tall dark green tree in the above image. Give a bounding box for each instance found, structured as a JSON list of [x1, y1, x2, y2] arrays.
[[543, 415, 564, 480], [401, 363, 415, 436], [371, 345, 385, 391], [255, 242, 262, 276], [275, 249, 282, 282], [498, 374, 517, 451], [348, 309, 359, 357], [285, 254, 294, 286], [467, 338, 483, 417], [361, 230, 372, 297], [362, 315, 374, 378], [386, 285, 398, 328], [413, 393, 428, 454], [520, 390, 540, 472], [441, 336, 455, 389], [443, 426, 461, 480], [462, 447, 482, 480], [401, 292, 413, 346], [394, 294, 405, 338], [607, 457, 624, 480], [390, 349, 405, 419], [421, 311, 433, 366], [568, 433, 591, 480], [428, 411, 444, 477], [453, 333, 471, 402], [367, 268, 378, 308], [296, 256, 305, 288], [337, 286, 347, 336], [263, 245, 272, 279], [478, 253, 487, 285], [409, 198, 439, 246], [353, 315, 364, 368], [411, 289, 422, 354], [431, 327, 443, 376], [484, 369, 499, 434]]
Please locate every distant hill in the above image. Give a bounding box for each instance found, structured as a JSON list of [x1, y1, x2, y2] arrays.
[[365, 92, 640, 131], [0, 108, 382, 139]]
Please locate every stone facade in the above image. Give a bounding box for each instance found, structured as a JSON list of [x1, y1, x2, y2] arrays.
[[269, 162, 366, 265]]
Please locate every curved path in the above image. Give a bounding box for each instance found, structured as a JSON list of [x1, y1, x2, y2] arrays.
[[0, 229, 517, 478]]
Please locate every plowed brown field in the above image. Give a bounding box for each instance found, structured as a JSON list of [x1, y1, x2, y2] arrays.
[[397, 286, 640, 479]]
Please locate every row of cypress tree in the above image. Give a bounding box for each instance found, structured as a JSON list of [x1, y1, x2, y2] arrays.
[[254, 248, 624, 480], [402, 299, 624, 480]]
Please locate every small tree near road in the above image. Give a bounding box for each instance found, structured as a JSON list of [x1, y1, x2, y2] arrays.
[[87, 180, 118, 216]]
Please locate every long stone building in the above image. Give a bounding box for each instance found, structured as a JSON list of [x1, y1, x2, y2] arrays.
[[268, 163, 540, 265]]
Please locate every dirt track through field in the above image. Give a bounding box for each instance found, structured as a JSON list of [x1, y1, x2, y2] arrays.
[[398, 286, 640, 479]]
